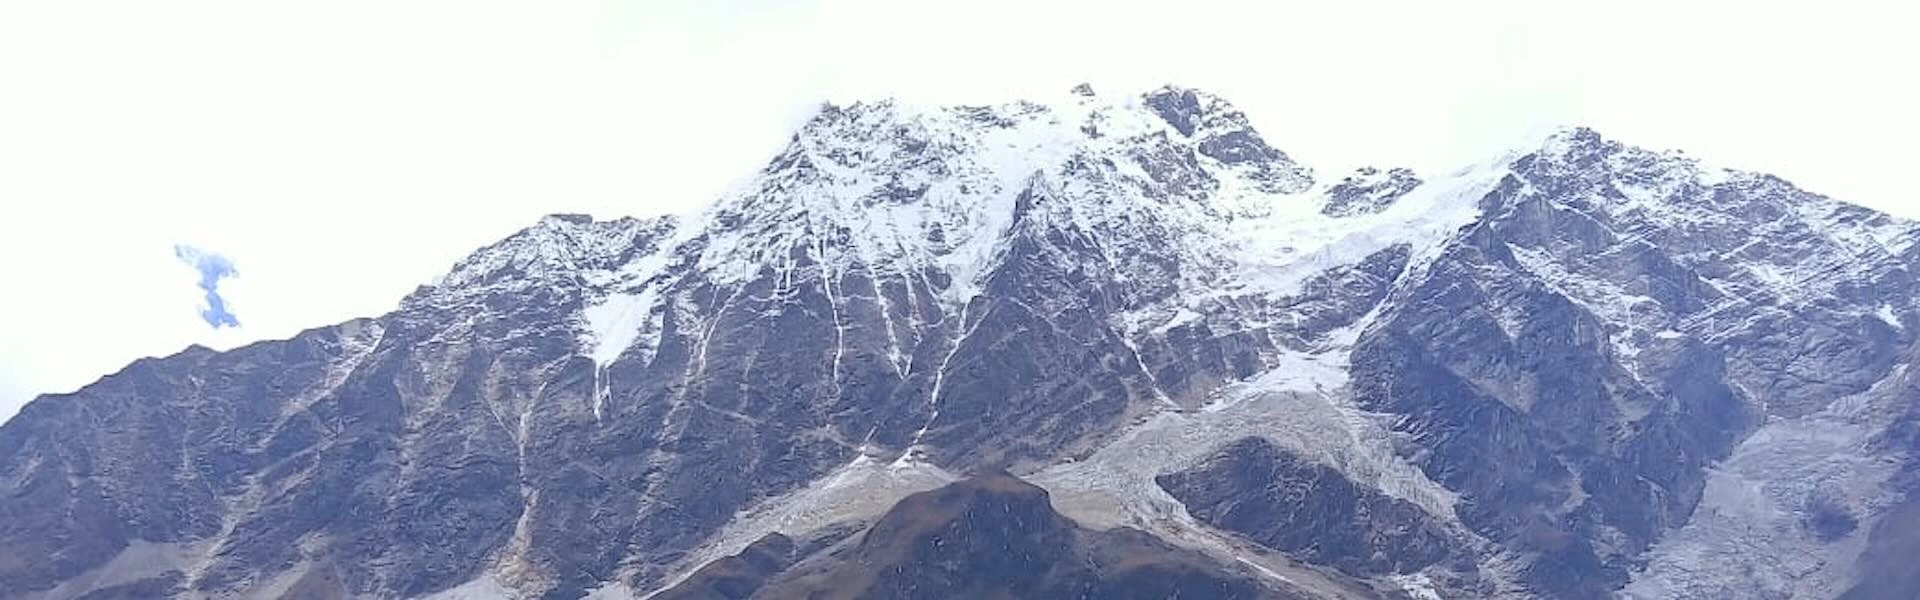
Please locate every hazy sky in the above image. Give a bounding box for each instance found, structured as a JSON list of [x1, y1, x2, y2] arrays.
[[2, 0, 1916, 421]]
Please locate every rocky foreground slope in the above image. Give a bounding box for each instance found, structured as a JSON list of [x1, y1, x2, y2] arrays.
[[652, 471, 1306, 600], [3, 85, 1917, 600]]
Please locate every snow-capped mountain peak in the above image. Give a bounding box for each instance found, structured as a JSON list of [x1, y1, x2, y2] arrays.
[[26, 87, 1920, 600], [674, 86, 1321, 307], [411, 213, 679, 306]]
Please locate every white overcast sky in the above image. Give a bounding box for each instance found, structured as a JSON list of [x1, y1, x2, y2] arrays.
[[1, 0, 1916, 422]]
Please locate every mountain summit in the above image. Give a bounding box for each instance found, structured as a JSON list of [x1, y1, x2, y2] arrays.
[[4, 87, 1917, 600]]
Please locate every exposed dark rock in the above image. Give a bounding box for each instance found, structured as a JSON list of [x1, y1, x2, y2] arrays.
[[1322, 167, 1420, 217], [1129, 131, 1219, 199], [1141, 85, 1312, 194], [1157, 438, 1462, 577], [652, 534, 798, 600], [1803, 493, 1860, 541], [1198, 129, 1281, 166], [1143, 87, 1207, 137]]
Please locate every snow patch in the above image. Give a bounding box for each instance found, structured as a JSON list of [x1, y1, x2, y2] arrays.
[[416, 575, 516, 600], [1876, 303, 1903, 330], [1201, 347, 1347, 413], [583, 583, 642, 600], [1220, 150, 1505, 304], [1390, 573, 1444, 600], [580, 290, 658, 369], [578, 286, 665, 420]]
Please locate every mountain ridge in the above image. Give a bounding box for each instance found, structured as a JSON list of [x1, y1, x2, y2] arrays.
[[5, 85, 1917, 600]]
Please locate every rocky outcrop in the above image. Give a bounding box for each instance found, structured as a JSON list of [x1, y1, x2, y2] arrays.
[[691, 472, 1305, 600], [1322, 167, 1420, 217], [649, 533, 797, 600], [1157, 438, 1465, 577]]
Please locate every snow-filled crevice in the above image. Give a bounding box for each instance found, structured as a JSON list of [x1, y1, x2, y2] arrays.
[[579, 287, 663, 420], [867, 269, 909, 378], [900, 303, 988, 463], [1118, 333, 1179, 410]]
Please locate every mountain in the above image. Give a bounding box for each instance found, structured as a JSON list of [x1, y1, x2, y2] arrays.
[[3, 84, 1917, 600]]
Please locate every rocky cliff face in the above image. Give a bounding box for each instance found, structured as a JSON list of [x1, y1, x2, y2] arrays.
[[1156, 437, 1467, 579], [3, 86, 1916, 600]]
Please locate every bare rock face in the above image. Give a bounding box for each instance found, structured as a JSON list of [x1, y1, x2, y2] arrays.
[[1143, 86, 1314, 195], [1322, 167, 1421, 217], [4, 91, 1918, 600], [1157, 437, 1466, 577]]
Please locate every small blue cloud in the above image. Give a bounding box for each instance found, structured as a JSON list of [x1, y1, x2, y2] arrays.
[[173, 244, 240, 329]]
